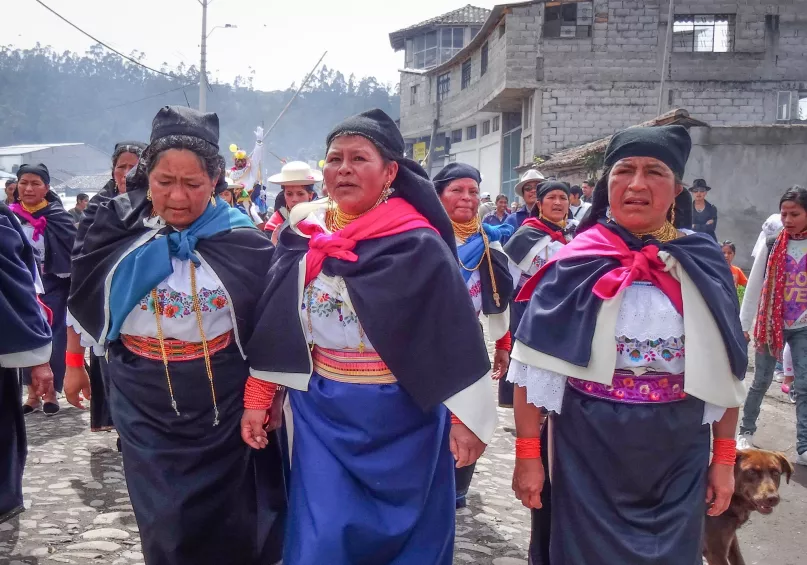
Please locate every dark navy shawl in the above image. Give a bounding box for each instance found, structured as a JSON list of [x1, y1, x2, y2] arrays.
[[12, 191, 76, 275], [0, 205, 51, 357], [247, 223, 491, 411], [504, 219, 568, 267], [515, 220, 747, 379], [73, 179, 118, 257], [68, 189, 273, 348]]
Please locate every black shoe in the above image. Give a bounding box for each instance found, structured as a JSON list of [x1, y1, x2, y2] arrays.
[[43, 402, 60, 416], [116, 437, 122, 452], [22, 402, 40, 415]]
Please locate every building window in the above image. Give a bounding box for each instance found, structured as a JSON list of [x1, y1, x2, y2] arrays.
[[524, 96, 534, 129], [461, 60, 472, 90], [481, 42, 489, 76], [797, 92, 807, 123], [410, 85, 418, 106], [544, 1, 593, 39], [413, 31, 438, 69], [471, 26, 482, 38], [482, 120, 491, 136], [777, 91, 792, 122], [439, 27, 465, 65], [437, 73, 450, 101], [499, 23, 505, 39], [467, 125, 478, 140], [522, 135, 533, 162], [673, 15, 735, 53], [451, 129, 463, 143], [492, 115, 500, 132]]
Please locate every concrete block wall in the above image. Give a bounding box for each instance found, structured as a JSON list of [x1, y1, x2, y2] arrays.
[[505, 3, 544, 88]]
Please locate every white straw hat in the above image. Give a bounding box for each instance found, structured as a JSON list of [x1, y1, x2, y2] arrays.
[[268, 161, 323, 186], [514, 169, 546, 197]]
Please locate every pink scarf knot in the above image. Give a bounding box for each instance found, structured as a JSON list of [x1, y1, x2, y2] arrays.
[[593, 244, 667, 300], [306, 231, 359, 281], [9, 203, 47, 241]]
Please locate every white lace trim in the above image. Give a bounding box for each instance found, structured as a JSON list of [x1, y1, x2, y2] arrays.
[[615, 283, 684, 340], [507, 361, 566, 414]]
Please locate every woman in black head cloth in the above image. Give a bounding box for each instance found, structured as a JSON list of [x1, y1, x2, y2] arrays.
[[65, 140, 147, 434], [9, 163, 76, 415], [507, 125, 747, 564], [433, 162, 515, 509], [242, 109, 496, 565], [67, 106, 285, 565]]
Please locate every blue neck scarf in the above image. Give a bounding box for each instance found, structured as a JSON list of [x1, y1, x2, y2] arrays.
[[107, 198, 254, 340], [457, 222, 514, 282]]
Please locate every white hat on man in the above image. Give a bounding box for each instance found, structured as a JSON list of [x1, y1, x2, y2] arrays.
[[514, 169, 546, 197], [268, 161, 324, 186]]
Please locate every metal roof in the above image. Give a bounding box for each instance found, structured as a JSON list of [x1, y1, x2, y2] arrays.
[[390, 4, 491, 50], [52, 173, 111, 191], [0, 143, 84, 156]]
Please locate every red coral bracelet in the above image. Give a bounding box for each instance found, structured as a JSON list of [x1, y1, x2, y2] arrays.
[[516, 437, 541, 459], [244, 376, 277, 410], [65, 352, 84, 368], [450, 414, 462, 425], [712, 438, 737, 466], [495, 331, 512, 352]]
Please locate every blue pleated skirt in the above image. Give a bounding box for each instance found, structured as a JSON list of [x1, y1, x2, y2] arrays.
[[285, 372, 455, 565]]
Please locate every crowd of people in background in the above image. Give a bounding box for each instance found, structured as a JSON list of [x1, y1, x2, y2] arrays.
[[0, 104, 803, 565]]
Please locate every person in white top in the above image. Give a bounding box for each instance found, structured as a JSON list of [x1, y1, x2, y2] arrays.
[[567, 184, 591, 226]]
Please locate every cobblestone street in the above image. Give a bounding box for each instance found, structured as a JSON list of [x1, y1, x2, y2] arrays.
[[2, 380, 806, 565]]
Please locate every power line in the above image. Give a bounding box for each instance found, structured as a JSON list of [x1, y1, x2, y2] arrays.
[[62, 83, 198, 120], [33, 0, 186, 82]]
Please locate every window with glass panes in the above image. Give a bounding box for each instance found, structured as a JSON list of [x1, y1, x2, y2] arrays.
[[466, 125, 477, 140], [437, 73, 450, 101], [461, 60, 471, 89], [481, 42, 489, 76], [451, 129, 463, 143], [440, 27, 466, 64], [482, 121, 491, 136], [413, 31, 438, 69], [544, 1, 593, 39], [492, 115, 500, 132], [673, 15, 734, 52]]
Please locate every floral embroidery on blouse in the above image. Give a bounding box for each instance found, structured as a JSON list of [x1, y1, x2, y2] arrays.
[[615, 335, 685, 365], [468, 278, 482, 299], [303, 284, 359, 325], [138, 287, 228, 319]]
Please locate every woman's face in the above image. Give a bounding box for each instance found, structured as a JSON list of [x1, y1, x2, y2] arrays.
[[496, 196, 508, 213], [113, 152, 140, 193], [540, 190, 570, 225], [722, 245, 735, 265], [17, 174, 48, 207], [148, 149, 217, 229], [324, 136, 398, 215], [781, 200, 807, 236], [608, 157, 681, 234], [283, 186, 313, 211], [692, 190, 707, 203], [220, 189, 234, 205], [4, 182, 16, 202], [439, 178, 480, 223]]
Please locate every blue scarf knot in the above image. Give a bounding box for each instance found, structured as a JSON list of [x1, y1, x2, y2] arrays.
[[167, 230, 201, 266], [457, 223, 513, 282]]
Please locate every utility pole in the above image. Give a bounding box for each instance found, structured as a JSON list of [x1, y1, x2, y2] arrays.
[[199, 0, 208, 112], [657, 0, 675, 116]]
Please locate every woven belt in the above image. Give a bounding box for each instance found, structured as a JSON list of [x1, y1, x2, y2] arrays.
[[568, 371, 687, 404], [312, 346, 397, 384], [122, 331, 233, 362]]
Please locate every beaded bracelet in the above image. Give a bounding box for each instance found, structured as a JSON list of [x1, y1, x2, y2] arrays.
[[516, 437, 541, 459], [450, 414, 462, 426], [712, 438, 737, 466]]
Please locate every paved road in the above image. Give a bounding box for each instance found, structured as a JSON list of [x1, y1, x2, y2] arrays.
[[1, 380, 804, 565]]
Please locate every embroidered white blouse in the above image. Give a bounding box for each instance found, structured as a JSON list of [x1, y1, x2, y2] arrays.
[[20, 222, 70, 278], [119, 258, 233, 342], [507, 281, 725, 424], [457, 236, 510, 342]]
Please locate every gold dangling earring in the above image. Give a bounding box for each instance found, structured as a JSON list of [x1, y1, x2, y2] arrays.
[[669, 205, 676, 226], [381, 179, 393, 203], [146, 188, 152, 201], [210, 193, 217, 207]]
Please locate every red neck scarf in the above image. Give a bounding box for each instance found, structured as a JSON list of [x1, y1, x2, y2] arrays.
[[754, 230, 807, 357], [517, 223, 683, 313], [297, 199, 438, 286], [9, 203, 48, 241], [520, 217, 567, 245]]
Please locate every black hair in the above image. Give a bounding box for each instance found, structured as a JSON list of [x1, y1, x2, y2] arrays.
[[127, 135, 222, 192], [5, 179, 16, 188], [779, 185, 807, 211], [495, 193, 508, 203], [721, 240, 736, 254], [112, 143, 145, 170], [77, 193, 89, 202], [569, 185, 583, 195]]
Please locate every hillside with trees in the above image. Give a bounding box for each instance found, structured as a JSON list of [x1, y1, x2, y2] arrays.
[[0, 44, 400, 169]]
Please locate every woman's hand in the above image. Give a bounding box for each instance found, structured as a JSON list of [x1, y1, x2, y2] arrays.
[[64, 365, 92, 410], [241, 409, 268, 450], [491, 349, 510, 380], [29, 363, 54, 399], [450, 422, 486, 468], [706, 462, 735, 516], [512, 457, 545, 509], [743, 331, 750, 342]]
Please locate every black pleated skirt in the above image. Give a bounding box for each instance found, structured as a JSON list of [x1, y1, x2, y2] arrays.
[[0, 368, 25, 522], [107, 341, 286, 565], [549, 387, 709, 565]]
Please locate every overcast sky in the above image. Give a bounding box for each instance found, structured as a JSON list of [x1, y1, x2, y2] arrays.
[[1, 0, 499, 92]]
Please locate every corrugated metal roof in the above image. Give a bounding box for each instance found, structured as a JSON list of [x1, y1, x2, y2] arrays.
[[52, 173, 110, 191], [0, 143, 84, 156], [390, 5, 491, 50]]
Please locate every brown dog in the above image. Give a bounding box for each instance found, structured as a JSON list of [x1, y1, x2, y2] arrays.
[[703, 448, 794, 565]]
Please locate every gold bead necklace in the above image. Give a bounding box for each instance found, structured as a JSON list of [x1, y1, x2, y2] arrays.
[[630, 221, 679, 243], [21, 200, 48, 214], [324, 181, 393, 232], [151, 261, 220, 426], [453, 217, 501, 307]]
